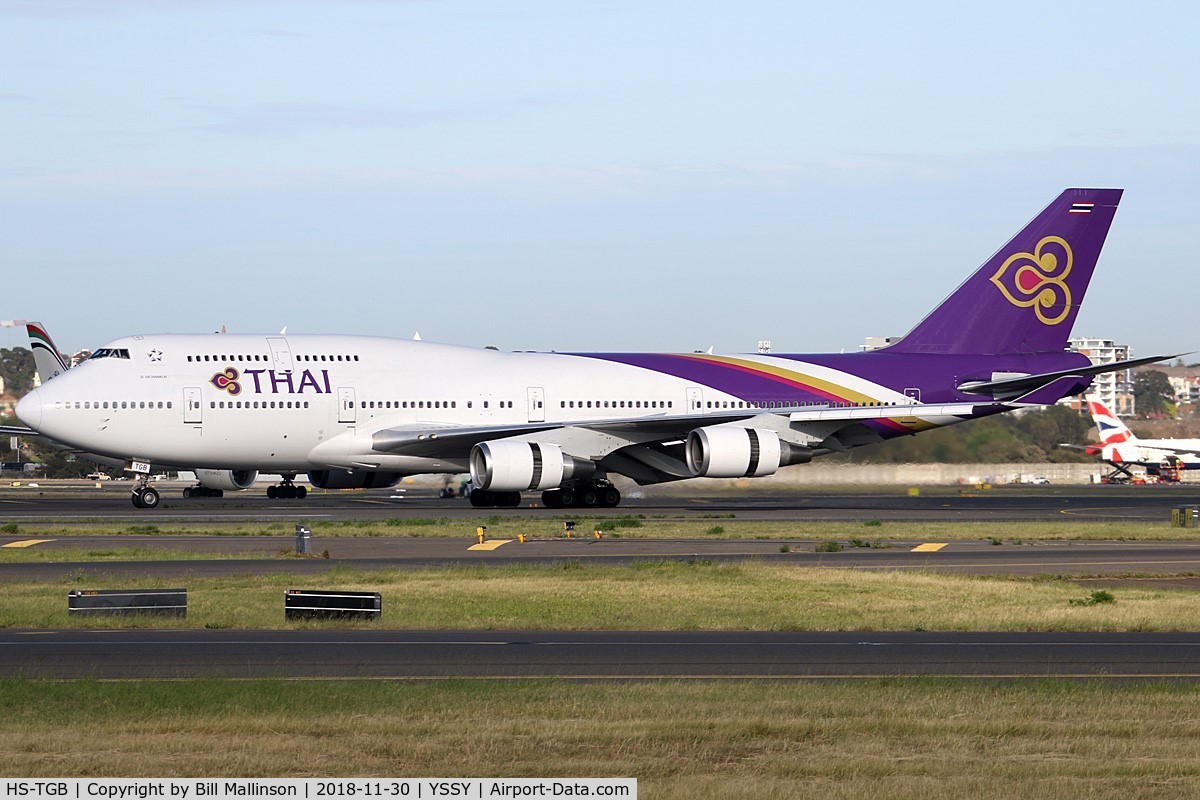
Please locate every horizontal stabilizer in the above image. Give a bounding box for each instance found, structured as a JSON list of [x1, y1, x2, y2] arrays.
[[957, 353, 1182, 400]]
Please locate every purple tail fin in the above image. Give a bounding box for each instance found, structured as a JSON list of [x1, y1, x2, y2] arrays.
[[888, 188, 1123, 355]]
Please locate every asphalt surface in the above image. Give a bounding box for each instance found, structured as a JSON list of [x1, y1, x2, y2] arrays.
[[4, 481, 1200, 522], [4, 483, 1200, 582], [5, 629, 1200, 680]]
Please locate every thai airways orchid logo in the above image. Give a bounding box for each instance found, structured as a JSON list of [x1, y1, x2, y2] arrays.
[[210, 367, 242, 396], [989, 236, 1073, 325]]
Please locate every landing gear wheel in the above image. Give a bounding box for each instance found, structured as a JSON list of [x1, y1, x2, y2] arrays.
[[578, 488, 599, 508], [132, 486, 160, 509], [599, 487, 622, 508], [498, 491, 522, 508], [541, 490, 563, 509], [469, 490, 495, 508], [140, 487, 160, 509], [558, 487, 577, 507], [268, 476, 306, 499]]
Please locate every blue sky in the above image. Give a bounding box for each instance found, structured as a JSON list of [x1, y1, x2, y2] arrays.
[[2, 0, 1198, 358]]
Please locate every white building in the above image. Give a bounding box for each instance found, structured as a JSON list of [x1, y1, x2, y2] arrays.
[[1067, 337, 1134, 415], [1169, 375, 1200, 405], [860, 336, 902, 352]]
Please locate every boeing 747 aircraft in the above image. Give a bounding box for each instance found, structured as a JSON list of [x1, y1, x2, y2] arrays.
[[14, 188, 1169, 509]]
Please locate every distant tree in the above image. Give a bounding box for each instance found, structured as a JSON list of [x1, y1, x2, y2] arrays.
[[1134, 370, 1175, 417], [0, 347, 35, 397], [830, 406, 1093, 464], [1009, 405, 1093, 461]]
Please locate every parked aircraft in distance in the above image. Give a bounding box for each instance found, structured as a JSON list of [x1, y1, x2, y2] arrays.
[[13, 188, 1172, 509], [1076, 398, 1200, 481]]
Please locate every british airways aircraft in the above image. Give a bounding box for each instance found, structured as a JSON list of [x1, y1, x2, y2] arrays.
[[1074, 398, 1200, 480], [13, 188, 1168, 510]]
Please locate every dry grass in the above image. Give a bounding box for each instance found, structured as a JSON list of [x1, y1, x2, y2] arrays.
[[0, 546, 270, 564], [2, 563, 1198, 631], [1, 516, 1198, 541], [3, 679, 1200, 798]]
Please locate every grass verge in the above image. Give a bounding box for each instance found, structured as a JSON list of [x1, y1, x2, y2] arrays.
[[2, 517, 1198, 540], [3, 678, 1200, 799], [0, 547, 278, 564], [2, 562, 1198, 631]]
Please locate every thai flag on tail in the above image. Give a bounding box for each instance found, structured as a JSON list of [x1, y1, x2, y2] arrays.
[[1069, 202, 1095, 214]]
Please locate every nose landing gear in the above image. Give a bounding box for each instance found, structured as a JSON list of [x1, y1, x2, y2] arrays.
[[131, 483, 160, 509]]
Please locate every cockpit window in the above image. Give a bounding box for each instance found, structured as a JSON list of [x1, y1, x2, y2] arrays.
[[88, 348, 131, 360]]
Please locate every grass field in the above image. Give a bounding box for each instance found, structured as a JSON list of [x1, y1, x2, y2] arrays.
[[2, 515, 1197, 541], [2, 562, 1197, 631], [5, 488, 1200, 794], [3, 678, 1199, 799]]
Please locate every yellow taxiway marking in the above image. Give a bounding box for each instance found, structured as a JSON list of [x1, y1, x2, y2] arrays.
[[468, 540, 513, 551], [911, 543, 948, 552], [1, 539, 54, 548]]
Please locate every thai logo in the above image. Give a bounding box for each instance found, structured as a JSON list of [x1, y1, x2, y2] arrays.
[[210, 367, 242, 396], [989, 235, 1073, 325]]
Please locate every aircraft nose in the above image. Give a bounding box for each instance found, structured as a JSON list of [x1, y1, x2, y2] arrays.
[[15, 388, 43, 430]]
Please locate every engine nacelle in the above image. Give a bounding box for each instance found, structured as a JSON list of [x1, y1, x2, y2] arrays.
[[307, 469, 403, 490], [470, 441, 595, 492], [685, 427, 812, 478], [194, 469, 258, 491]]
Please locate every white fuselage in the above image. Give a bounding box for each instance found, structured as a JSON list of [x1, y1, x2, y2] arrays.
[[18, 333, 917, 475]]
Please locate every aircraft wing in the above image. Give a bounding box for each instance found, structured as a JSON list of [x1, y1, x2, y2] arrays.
[[0, 425, 40, 438], [370, 408, 767, 458], [365, 401, 1007, 484]]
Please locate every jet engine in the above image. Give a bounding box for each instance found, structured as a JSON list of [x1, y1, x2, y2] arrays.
[[685, 427, 812, 478], [470, 441, 595, 492], [307, 469, 404, 490], [194, 469, 258, 491]]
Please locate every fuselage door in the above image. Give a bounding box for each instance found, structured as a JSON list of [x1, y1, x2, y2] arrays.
[[338, 387, 356, 424], [900, 387, 921, 426], [184, 387, 203, 424], [527, 387, 545, 423], [267, 337, 293, 373], [686, 386, 704, 415]]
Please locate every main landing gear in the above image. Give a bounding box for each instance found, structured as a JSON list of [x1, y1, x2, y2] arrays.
[[267, 475, 307, 500], [183, 485, 224, 498], [542, 479, 621, 509], [466, 480, 622, 509], [468, 489, 523, 508]]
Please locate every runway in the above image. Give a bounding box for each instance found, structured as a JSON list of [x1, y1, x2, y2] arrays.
[[3, 481, 1200, 522], [3, 483, 1200, 583], [4, 629, 1200, 680]]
